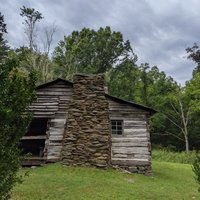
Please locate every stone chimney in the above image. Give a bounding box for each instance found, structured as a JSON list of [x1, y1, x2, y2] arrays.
[[61, 74, 111, 168]]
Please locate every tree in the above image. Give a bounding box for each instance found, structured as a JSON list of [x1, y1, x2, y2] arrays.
[[16, 45, 54, 84], [20, 7, 56, 83], [151, 71, 200, 153], [138, 63, 151, 106], [162, 89, 191, 153], [20, 6, 43, 50], [108, 60, 187, 151], [185, 73, 200, 148], [108, 58, 140, 101], [186, 43, 200, 76], [0, 14, 36, 199], [0, 54, 36, 199], [0, 12, 9, 60], [192, 153, 200, 192], [39, 24, 57, 83], [184, 45, 200, 150], [19, 7, 57, 84], [53, 26, 136, 79], [136, 66, 183, 151], [145, 45, 200, 152]]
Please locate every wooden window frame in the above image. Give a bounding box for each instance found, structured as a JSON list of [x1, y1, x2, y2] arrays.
[[111, 120, 123, 135]]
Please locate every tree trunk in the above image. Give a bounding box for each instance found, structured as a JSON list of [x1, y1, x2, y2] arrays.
[[178, 92, 190, 153], [184, 134, 189, 153]]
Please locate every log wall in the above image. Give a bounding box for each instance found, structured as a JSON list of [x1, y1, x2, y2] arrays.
[[31, 80, 73, 162], [107, 98, 151, 175]]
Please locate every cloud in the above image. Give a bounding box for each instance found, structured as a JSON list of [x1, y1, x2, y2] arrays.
[[1, 0, 200, 84]]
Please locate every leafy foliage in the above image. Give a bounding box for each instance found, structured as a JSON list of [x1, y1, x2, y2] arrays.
[[20, 6, 43, 50], [53, 26, 136, 79], [192, 154, 200, 192], [0, 12, 9, 60], [19, 7, 56, 84], [0, 55, 36, 199], [15, 46, 54, 84], [108, 59, 140, 101], [186, 43, 200, 76]]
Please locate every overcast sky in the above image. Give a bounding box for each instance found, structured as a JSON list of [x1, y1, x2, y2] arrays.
[[1, 0, 200, 85]]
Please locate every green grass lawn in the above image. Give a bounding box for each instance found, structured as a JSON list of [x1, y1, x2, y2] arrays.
[[12, 161, 198, 200]]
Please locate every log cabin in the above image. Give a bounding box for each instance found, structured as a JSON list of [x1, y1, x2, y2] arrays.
[[21, 74, 155, 175]]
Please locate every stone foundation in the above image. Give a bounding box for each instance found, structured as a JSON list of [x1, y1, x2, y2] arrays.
[[61, 74, 111, 168], [120, 164, 152, 175]]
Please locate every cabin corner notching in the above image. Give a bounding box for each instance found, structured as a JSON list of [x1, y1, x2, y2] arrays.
[[22, 74, 155, 175]]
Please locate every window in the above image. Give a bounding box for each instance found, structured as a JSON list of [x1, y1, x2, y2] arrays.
[[26, 118, 49, 136], [20, 118, 49, 157], [111, 120, 123, 135]]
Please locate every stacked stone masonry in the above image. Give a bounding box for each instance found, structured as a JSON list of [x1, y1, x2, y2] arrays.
[[61, 74, 111, 168]]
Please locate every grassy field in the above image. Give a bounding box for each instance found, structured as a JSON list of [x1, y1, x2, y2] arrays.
[[12, 161, 198, 200], [152, 149, 197, 164]]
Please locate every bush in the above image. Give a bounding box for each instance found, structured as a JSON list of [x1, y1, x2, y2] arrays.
[[0, 58, 36, 199], [192, 154, 200, 192]]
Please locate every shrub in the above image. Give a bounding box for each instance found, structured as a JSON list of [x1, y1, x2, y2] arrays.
[[192, 154, 200, 192], [0, 57, 36, 200]]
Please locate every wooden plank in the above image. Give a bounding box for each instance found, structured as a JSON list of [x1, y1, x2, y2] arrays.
[[48, 131, 64, 136], [112, 154, 128, 158], [112, 146, 149, 151], [33, 114, 55, 118], [124, 130, 147, 134], [49, 136, 63, 140], [39, 88, 73, 92], [110, 115, 146, 120], [37, 91, 72, 96], [47, 156, 60, 160], [29, 108, 58, 112], [112, 142, 149, 147], [134, 154, 150, 159], [48, 146, 62, 151], [31, 102, 58, 105], [112, 154, 150, 160], [111, 158, 150, 166], [33, 111, 56, 115], [108, 100, 149, 113], [21, 135, 47, 140], [112, 147, 150, 155], [51, 119, 66, 122], [43, 85, 72, 89], [109, 111, 148, 115], [35, 97, 59, 101], [48, 142, 62, 146], [124, 120, 147, 125], [112, 138, 148, 142], [29, 105, 58, 109], [110, 117, 146, 121], [124, 130, 147, 135], [49, 122, 65, 128], [125, 134, 149, 138]]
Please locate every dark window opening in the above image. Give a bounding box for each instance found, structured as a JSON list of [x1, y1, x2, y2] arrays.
[[111, 120, 123, 135], [20, 139, 45, 157], [20, 118, 48, 157], [26, 118, 48, 136]]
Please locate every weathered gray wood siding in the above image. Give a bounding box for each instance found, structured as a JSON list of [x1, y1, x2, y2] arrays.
[[107, 98, 151, 174], [30, 80, 73, 162]]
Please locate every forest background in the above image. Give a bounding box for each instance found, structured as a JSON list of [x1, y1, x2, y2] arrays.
[[1, 7, 200, 154]]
